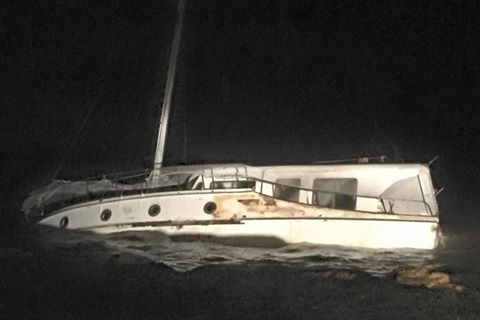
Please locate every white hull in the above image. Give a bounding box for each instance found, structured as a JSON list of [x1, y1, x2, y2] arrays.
[[38, 189, 439, 250]]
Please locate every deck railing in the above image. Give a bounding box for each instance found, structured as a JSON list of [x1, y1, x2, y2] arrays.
[[28, 165, 434, 220], [252, 178, 433, 216]]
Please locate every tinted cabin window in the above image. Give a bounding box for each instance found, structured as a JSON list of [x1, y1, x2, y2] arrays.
[[273, 179, 301, 202], [312, 179, 357, 210], [210, 180, 255, 189]]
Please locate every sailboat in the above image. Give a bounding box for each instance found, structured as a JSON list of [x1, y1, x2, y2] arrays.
[[22, 0, 441, 250]]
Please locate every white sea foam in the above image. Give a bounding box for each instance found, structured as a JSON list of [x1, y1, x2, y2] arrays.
[[96, 231, 433, 275], [28, 225, 480, 279]]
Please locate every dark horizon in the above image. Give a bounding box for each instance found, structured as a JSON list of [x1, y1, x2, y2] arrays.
[[3, 0, 480, 234]]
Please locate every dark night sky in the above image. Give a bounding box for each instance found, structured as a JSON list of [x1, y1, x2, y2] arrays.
[[3, 0, 480, 230]]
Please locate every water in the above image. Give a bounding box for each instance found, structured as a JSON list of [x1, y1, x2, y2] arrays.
[[24, 227, 436, 276], [3, 224, 480, 319], [5, 222, 480, 281]]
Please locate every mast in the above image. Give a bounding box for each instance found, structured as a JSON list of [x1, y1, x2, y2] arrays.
[[152, 0, 186, 180]]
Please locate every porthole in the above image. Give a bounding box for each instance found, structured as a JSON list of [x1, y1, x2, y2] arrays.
[[59, 217, 69, 229], [148, 204, 161, 217], [100, 209, 112, 221], [203, 202, 217, 214]]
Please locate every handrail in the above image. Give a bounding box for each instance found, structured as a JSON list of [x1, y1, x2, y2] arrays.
[[251, 177, 433, 215], [30, 170, 435, 219], [311, 155, 388, 164]]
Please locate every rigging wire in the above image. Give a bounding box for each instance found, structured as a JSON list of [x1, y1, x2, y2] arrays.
[[126, 98, 145, 169], [372, 114, 405, 163], [47, 92, 103, 183]]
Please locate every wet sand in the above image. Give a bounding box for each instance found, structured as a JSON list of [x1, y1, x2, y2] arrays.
[[2, 228, 480, 319]]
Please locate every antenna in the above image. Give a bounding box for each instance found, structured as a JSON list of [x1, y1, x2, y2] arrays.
[[427, 155, 439, 166]]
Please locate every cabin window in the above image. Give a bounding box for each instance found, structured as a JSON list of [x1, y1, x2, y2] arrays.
[[210, 180, 255, 189], [59, 217, 69, 229], [273, 179, 301, 202], [148, 204, 161, 217], [312, 178, 357, 210], [204, 202, 217, 214], [100, 209, 112, 221]]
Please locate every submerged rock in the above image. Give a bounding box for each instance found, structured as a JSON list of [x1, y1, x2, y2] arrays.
[[395, 266, 455, 289]]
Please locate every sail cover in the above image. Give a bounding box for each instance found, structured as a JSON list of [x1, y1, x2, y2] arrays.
[[22, 172, 193, 218], [22, 179, 126, 215]]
